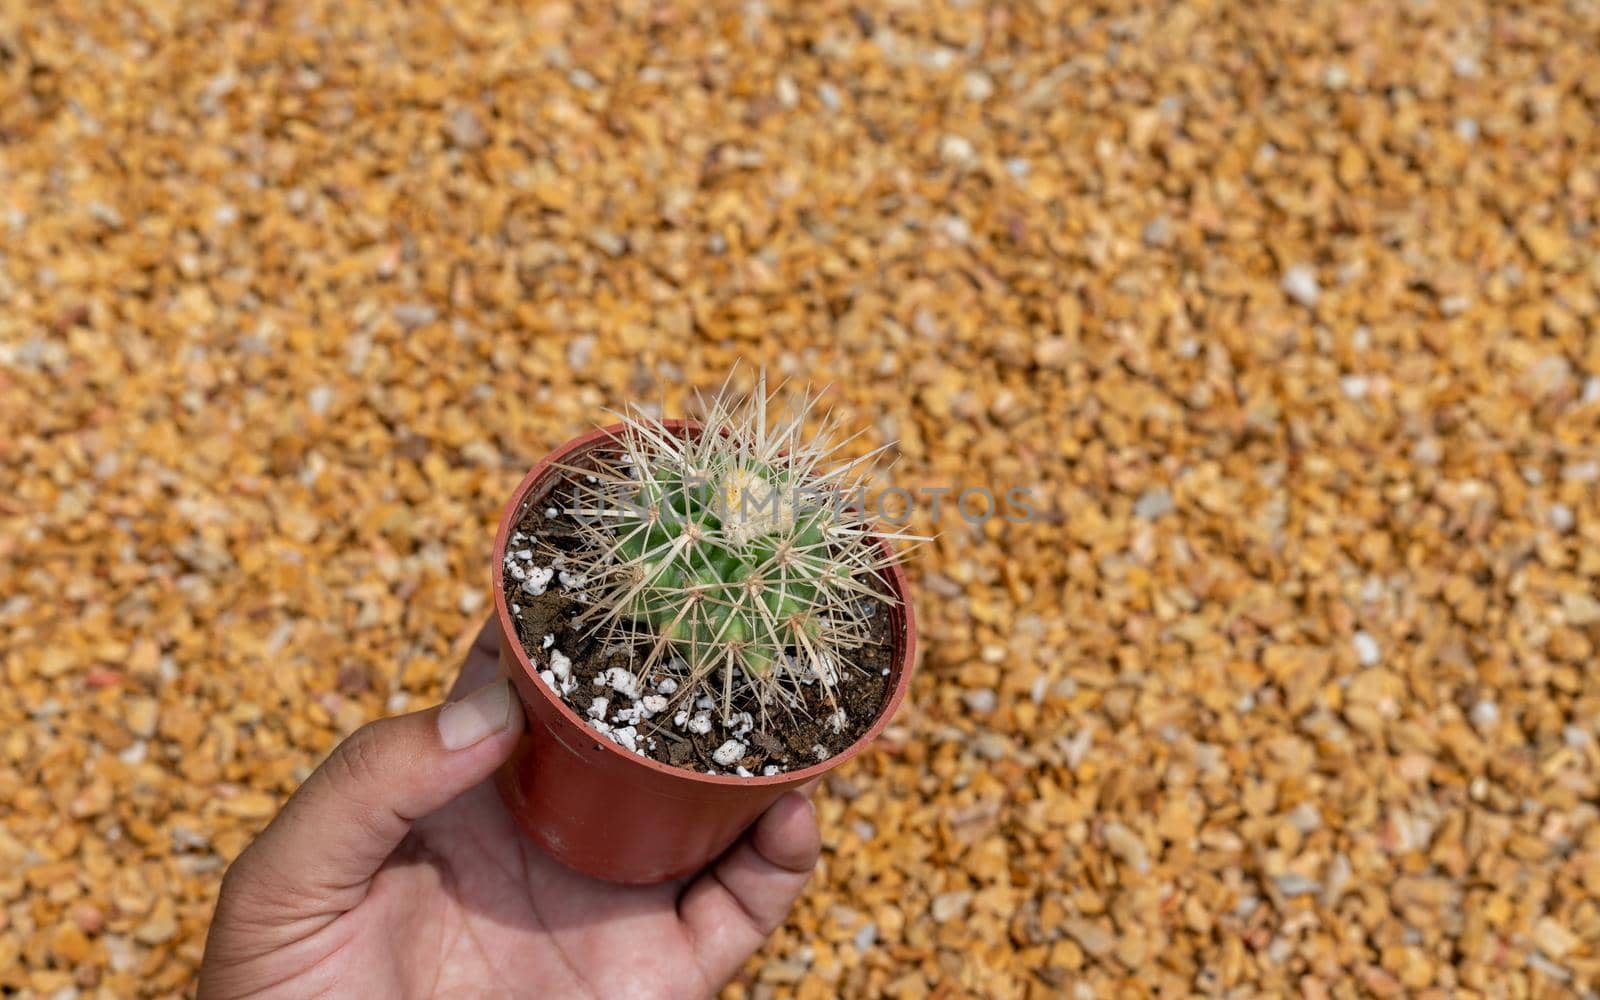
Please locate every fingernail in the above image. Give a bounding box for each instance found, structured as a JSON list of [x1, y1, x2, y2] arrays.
[[438, 679, 514, 750]]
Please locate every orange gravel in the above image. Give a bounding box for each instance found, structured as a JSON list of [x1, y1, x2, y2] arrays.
[[2, 0, 1598, 995]]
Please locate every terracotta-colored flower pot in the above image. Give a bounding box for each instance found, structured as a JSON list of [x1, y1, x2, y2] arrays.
[[490, 421, 916, 884]]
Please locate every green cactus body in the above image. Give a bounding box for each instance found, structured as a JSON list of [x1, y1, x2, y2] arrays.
[[613, 461, 826, 679], [561, 377, 911, 715]]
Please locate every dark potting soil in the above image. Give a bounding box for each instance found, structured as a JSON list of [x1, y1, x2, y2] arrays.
[[501, 469, 892, 776]]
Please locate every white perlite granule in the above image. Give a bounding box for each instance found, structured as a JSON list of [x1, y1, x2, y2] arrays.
[[549, 650, 571, 680], [712, 740, 747, 767], [519, 566, 554, 596], [600, 667, 641, 699]]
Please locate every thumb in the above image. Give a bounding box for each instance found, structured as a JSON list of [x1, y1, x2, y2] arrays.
[[224, 677, 524, 911]]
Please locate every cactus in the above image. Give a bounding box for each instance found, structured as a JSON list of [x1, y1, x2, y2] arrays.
[[558, 375, 911, 719]]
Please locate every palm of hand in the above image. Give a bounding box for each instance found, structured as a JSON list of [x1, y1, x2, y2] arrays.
[[201, 623, 818, 1000], [317, 781, 724, 999]]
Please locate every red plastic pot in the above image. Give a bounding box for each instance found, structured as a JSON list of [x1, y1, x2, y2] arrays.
[[491, 421, 918, 884]]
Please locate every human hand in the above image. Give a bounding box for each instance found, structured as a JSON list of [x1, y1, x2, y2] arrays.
[[199, 619, 821, 999]]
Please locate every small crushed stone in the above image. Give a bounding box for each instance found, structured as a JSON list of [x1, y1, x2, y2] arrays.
[[1, 0, 1598, 995]]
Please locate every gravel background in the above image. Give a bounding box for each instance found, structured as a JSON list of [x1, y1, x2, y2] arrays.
[[2, 0, 1598, 995]]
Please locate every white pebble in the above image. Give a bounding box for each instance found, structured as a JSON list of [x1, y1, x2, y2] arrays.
[[687, 712, 713, 735], [939, 134, 975, 166], [544, 506, 559, 518], [612, 726, 638, 752], [539, 669, 555, 687], [1280, 264, 1320, 308], [657, 677, 678, 695], [963, 688, 998, 713], [712, 740, 748, 767], [762, 765, 780, 776], [775, 74, 799, 107], [641, 694, 669, 716], [1287, 802, 1322, 833], [542, 633, 555, 649], [1470, 699, 1499, 731], [1276, 873, 1321, 897], [588, 697, 609, 720], [1551, 504, 1574, 533], [558, 569, 587, 589], [1352, 631, 1380, 666], [1133, 488, 1175, 520]]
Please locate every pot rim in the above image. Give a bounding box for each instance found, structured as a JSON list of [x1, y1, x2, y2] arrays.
[[492, 420, 917, 788]]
